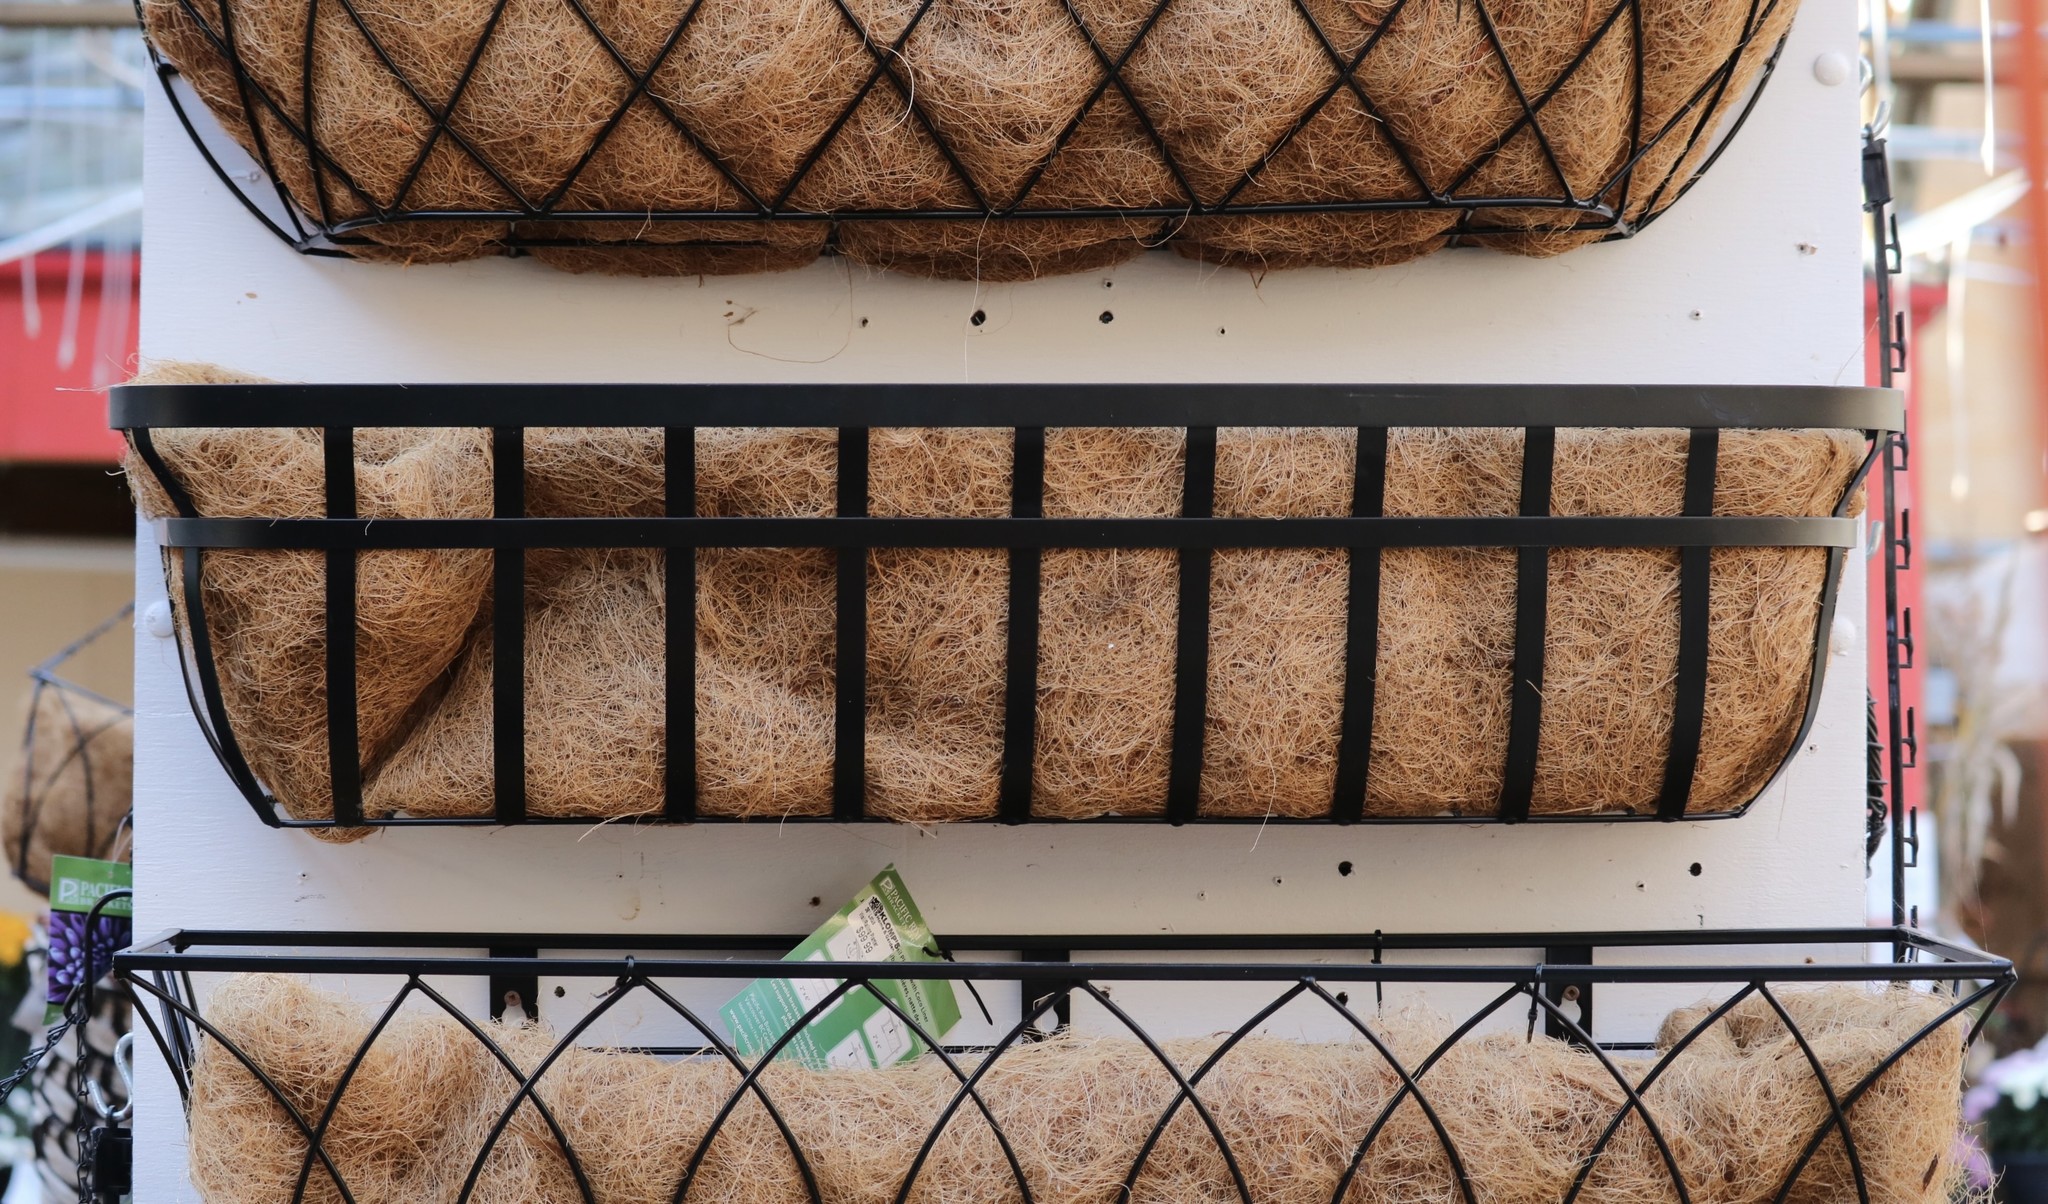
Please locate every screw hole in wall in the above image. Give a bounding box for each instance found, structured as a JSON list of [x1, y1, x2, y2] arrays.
[[553, 986, 566, 998], [1689, 862, 1703, 877], [1099, 311, 1114, 324], [1338, 861, 1354, 877], [970, 310, 987, 327], [1335, 991, 1351, 1006]]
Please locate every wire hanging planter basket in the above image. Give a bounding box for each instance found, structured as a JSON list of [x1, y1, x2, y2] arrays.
[[138, 0, 1797, 278], [117, 927, 2012, 1204], [116, 377, 1894, 832], [3, 608, 135, 895]]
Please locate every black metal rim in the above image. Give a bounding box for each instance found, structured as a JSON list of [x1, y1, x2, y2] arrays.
[[111, 382, 1903, 430], [118, 925, 2011, 982]]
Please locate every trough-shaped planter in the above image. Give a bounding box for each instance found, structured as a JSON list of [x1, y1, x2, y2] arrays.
[[117, 927, 2010, 1204], [114, 378, 1895, 831], [139, 0, 1799, 278]]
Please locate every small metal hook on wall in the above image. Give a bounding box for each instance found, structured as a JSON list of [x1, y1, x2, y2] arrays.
[[86, 1033, 134, 1123]]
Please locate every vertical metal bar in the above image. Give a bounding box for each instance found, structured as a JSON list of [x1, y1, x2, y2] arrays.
[[1165, 427, 1217, 823], [489, 946, 540, 1022], [1542, 944, 1593, 1045], [1330, 427, 1388, 822], [834, 427, 870, 820], [1018, 946, 1071, 1034], [665, 428, 698, 821], [323, 428, 364, 827], [1655, 428, 1718, 818], [999, 427, 1046, 823], [493, 427, 527, 823], [1497, 427, 1556, 820]]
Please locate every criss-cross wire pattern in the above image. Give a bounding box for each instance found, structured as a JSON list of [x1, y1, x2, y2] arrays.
[[11, 606, 135, 895], [140, 0, 1790, 257], [117, 929, 2014, 1204]]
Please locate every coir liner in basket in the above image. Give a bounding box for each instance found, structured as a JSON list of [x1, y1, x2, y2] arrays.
[[139, 0, 1798, 278], [114, 373, 1898, 833], [120, 928, 2010, 1204]]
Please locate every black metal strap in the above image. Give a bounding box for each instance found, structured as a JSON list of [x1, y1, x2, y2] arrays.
[[665, 427, 697, 821], [1761, 541, 1853, 813], [1016, 944, 1073, 1034], [110, 382, 1905, 434], [128, 427, 200, 519], [155, 513, 1858, 551], [492, 427, 526, 823], [1542, 944, 1594, 1045], [1166, 428, 1217, 824], [133, 431, 270, 818], [1330, 428, 1388, 823], [489, 945, 540, 1023], [323, 428, 364, 826], [834, 428, 869, 821], [1497, 427, 1555, 821], [1656, 428, 1719, 819], [999, 428, 1045, 823]]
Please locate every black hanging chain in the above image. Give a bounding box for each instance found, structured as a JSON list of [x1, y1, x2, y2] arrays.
[[0, 888, 136, 1116], [71, 889, 134, 1203], [0, 1000, 82, 1117], [1866, 691, 1888, 858]]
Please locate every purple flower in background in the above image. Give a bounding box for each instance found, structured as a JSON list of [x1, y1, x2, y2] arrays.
[[45, 908, 127, 1006], [1958, 1132, 1994, 1191], [1972, 1037, 2048, 1157]]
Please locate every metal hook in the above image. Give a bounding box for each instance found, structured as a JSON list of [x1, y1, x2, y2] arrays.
[[87, 1034, 134, 1123], [924, 944, 994, 1028]]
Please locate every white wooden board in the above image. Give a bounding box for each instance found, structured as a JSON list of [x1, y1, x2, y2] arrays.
[[129, 0, 1876, 1196]]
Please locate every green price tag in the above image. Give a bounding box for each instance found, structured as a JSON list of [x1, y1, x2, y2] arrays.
[[720, 866, 961, 1070]]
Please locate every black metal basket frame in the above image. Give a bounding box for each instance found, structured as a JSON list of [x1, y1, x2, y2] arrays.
[[114, 925, 2014, 1204], [140, 0, 1788, 258], [13, 604, 136, 895], [115, 383, 1899, 830]]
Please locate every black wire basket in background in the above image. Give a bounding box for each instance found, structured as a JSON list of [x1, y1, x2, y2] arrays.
[[4, 608, 134, 896]]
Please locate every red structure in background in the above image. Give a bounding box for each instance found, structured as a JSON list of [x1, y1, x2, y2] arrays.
[[1867, 279, 1947, 842], [0, 251, 137, 464]]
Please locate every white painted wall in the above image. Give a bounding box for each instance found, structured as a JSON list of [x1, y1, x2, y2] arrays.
[[130, 0, 1877, 1197]]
